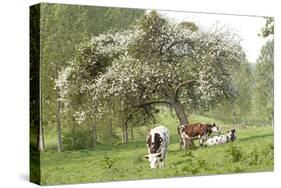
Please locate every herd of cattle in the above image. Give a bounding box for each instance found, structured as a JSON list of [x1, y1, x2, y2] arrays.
[[145, 123, 237, 168]]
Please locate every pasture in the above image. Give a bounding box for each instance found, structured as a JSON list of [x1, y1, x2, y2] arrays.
[[40, 112, 274, 185]]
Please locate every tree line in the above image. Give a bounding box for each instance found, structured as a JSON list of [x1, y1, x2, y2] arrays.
[[206, 17, 273, 127], [33, 3, 144, 152]]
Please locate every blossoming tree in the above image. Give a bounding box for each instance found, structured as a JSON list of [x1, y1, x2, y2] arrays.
[[57, 11, 245, 146]]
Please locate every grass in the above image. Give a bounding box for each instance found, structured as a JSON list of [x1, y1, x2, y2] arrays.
[[40, 112, 274, 185]]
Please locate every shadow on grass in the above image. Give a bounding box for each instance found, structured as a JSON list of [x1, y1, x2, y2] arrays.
[[238, 133, 273, 142], [90, 135, 179, 151]]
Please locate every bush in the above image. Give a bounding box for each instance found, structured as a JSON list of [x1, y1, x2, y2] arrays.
[[181, 164, 199, 175], [103, 155, 116, 169], [63, 128, 92, 150], [244, 149, 260, 166], [226, 144, 243, 163]]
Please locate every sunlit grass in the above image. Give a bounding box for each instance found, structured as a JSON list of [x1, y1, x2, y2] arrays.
[[40, 112, 273, 185]]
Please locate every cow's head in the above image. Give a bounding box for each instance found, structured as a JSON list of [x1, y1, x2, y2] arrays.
[[208, 123, 220, 133], [145, 153, 162, 169], [227, 129, 237, 141]]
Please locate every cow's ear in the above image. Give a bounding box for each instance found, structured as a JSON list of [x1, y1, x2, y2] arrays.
[[144, 155, 149, 160]]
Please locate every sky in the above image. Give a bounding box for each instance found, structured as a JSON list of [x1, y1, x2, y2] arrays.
[[157, 10, 268, 63]]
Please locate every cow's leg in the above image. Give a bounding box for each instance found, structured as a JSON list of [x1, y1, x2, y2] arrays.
[[161, 160, 165, 168], [158, 154, 163, 168], [199, 135, 207, 148], [199, 139, 203, 149], [181, 132, 187, 149], [199, 136, 204, 148], [159, 158, 164, 168], [179, 138, 183, 150], [197, 135, 203, 149]]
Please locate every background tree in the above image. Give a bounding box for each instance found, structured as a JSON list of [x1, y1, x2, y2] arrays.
[[207, 61, 254, 125], [254, 16, 274, 126], [254, 40, 274, 124], [40, 3, 144, 151], [259, 17, 274, 38]]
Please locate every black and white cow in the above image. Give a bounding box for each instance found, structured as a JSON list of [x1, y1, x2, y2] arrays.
[[205, 129, 237, 146], [145, 126, 169, 168]]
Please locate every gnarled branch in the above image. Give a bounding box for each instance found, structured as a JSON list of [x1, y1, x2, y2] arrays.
[[173, 80, 196, 101], [134, 99, 172, 108]]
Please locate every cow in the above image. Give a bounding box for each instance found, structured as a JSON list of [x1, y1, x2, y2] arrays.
[[178, 123, 220, 148], [205, 128, 237, 146], [145, 125, 169, 169]]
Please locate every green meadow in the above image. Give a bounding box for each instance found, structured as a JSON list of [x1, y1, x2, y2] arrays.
[[40, 112, 274, 185]]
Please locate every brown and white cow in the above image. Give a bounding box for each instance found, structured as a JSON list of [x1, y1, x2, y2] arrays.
[[178, 123, 220, 148], [145, 126, 169, 168]]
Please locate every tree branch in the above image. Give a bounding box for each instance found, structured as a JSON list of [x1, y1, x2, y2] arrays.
[[165, 38, 194, 53], [134, 99, 172, 108], [173, 80, 196, 101]]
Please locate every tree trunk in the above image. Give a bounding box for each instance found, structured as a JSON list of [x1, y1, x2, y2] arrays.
[[38, 102, 45, 151], [121, 124, 125, 143], [172, 100, 196, 149], [55, 99, 63, 152], [55, 65, 63, 152], [271, 110, 274, 128], [91, 123, 97, 148], [38, 124, 45, 152], [38, 79, 44, 152], [124, 123, 129, 143], [130, 126, 134, 140], [108, 117, 113, 144], [173, 101, 189, 125], [122, 124, 129, 143], [72, 121, 77, 149]]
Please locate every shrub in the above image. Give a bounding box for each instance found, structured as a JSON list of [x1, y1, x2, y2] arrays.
[[197, 159, 208, 169], [244, 149, 260, 166], [226, 144, 243, 163], [63, 129, 92, 150], [103, 155, 116, 169]]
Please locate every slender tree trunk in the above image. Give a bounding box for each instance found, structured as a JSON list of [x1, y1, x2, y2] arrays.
[[108, 117, 113, 144], [125, 124, 129, 142], [72, 121, 77, 149], [271, 110, 274, 128], [130, 126, 134, 140], [38, 124, 45, 152], [38, 75, 44, 152], [121, 124, 129, 143], [38, 101, 45, 151], [55, 98, 63, 152], [121, 124, 125, 143], [55, 65, 63, 152], [109, 119, 112, 136], [91, 123, 97, 148]]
